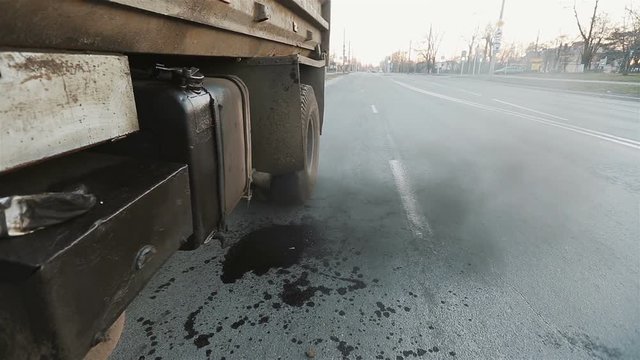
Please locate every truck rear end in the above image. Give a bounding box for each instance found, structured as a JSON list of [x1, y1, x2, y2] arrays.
[[0, 1, 330, 359]]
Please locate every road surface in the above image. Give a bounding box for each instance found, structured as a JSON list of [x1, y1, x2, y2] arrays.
[[112, 74, 640, 360]]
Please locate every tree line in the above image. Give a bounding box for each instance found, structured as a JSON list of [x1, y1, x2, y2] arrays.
[[386, 1, 640, 74]]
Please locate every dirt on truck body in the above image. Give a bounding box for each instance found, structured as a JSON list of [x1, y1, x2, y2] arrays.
[[0, 1, 330, 359]]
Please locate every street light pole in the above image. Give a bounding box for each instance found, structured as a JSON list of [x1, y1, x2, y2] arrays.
[[348, 41, 351, 72], [473, 47, 479, 75], [489, 0, 506, 76], [342, 28, 346, 74]]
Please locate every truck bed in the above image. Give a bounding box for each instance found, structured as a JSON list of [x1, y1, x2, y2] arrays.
[[0, 0, 330, 59]]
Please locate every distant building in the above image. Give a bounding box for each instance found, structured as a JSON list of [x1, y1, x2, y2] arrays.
[[540, 42, 583, 73]]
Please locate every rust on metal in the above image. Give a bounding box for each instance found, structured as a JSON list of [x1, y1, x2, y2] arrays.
[[0, 0, 330, 60], [254, 2, 270, 22], [0, 52, 138, 173], [8, 56, 93, 85]]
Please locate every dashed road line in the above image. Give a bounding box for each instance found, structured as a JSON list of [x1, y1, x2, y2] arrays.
[[371, 99, 430, 238], [389, 159, 432, 238]]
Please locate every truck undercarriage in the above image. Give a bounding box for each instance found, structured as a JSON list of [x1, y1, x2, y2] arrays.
[[0, 1, 330, 359]]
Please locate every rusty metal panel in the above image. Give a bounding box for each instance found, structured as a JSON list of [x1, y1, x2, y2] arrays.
[[0, 153, 192, 360], [0, 52, 138, 173], [280, 0, 328, 29], [107, 0, 324, 49], [0, 0, 328, 59]]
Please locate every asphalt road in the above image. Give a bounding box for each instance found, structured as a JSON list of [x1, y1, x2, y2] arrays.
[[112, 73, 640, 360]]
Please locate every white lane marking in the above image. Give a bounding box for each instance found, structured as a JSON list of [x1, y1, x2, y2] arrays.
[[494, 75, 640, 86], [389, 159, 432, 238], [429, 81, 482, 96], [457, 88, 482, 97], [377, 91, 430, 237], [393, 80, 640, 150], [493, 99, 570, 121], [493, 99, 640, 146]]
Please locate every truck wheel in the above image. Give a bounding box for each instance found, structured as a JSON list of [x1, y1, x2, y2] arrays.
[[270, 84, 320, 205]]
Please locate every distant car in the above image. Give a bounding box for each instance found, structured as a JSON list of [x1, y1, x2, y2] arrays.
[[494, 65, 526, 74]]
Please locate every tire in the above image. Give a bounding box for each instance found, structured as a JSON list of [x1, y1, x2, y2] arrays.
[[270, 84, 320, 205]]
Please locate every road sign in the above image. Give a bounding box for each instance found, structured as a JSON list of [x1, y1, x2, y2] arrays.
[[493, 28, 503, 52]]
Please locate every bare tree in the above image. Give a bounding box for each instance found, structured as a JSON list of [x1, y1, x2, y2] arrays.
[[573, 0, 609, 70], [464, 28, 479, 73], [482, 23, 495, 63], [610, 6, 640, 73], [390, 50, 409, 72], [498, 42, 522, 64], [416, 24, 444, 73]]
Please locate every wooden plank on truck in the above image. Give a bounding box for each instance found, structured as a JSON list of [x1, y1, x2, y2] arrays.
[[0, 52, 139, 173]]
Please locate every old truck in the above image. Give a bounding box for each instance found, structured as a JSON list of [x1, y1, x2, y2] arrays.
[[0, 1, 330, 359]]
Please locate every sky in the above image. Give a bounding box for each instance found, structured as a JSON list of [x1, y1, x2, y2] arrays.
[[328, 0, 634, 64]]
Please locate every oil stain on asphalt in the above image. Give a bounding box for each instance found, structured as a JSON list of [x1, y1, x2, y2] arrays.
[[121, 221, 462, 360], [220, 224, 316, 283]]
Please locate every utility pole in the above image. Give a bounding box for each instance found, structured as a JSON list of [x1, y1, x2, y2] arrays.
[[408, 40, 412, 73], [427, 25, 433, 73], [342, 28, 346, 73], [353, 46, 356, 72], [473, 46, 479, 75], [352, 45, 356, 72], [489, 0, 506, 76], [348, 41, 351, 72]]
